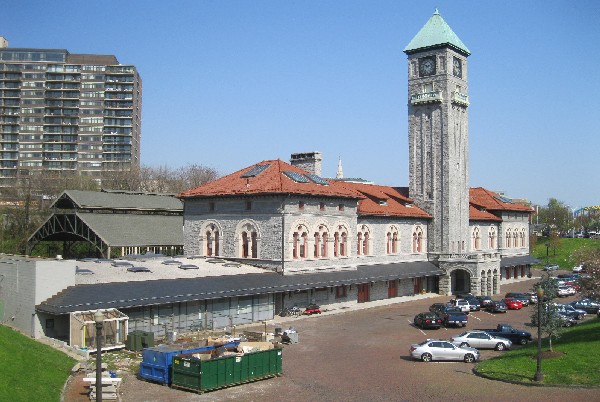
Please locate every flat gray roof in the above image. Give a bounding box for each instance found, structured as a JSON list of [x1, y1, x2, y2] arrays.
[[37, 261, 443, 314]]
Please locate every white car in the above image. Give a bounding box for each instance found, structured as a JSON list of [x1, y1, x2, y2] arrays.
[[450, 330, 512, 351], [572, 265, 583, 273], [449, 299, 471, 313], [557, 285, 576, 297]]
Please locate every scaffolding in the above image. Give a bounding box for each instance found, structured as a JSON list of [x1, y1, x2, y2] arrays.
[[70, 308, 128, 352]]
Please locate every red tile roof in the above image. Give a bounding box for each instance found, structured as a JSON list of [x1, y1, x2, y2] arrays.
[[469, 187, 533, 213], [177, 159, 360, 199], [178, 159, 530, 223], [469, 204, 501, 222], [330, 181, 431, 219]]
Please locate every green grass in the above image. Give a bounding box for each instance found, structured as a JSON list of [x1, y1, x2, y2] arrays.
[[532, 237, 599, 269], [0, 325, 76, 402], [476, 318, 600, 386]]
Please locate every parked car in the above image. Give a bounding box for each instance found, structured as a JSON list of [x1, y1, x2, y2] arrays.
[[409, 339, 480, 363], [524, 291, 538, 304], [557, 285, 576, 297], [429, 304, 468, 327], [505, 292, 530, 306], [556, 304, 586, 320], [461, 295, 481, 311], [303, 304, 322, 315], [485, 300, 508, 313], [503, 297, 523, 310], [572, 265, 584, 273], [448, 298, 471, 313], [450, 330, 512, 351], [543, 264, 560, 271], [413, 312, 443, 329], [475, 295, 493, 306], [568, 299, 600, 314], [474, 324, 532, 345]]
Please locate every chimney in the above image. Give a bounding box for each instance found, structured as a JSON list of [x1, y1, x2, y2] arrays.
[[290, 151, 322, 176]]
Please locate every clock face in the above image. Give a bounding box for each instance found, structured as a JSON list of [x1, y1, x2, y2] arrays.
[[453, 57, 462, 78], [419, 57, 435, 77]]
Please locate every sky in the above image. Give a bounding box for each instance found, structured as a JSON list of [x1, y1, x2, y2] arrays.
[[2, 1, 600, 210]]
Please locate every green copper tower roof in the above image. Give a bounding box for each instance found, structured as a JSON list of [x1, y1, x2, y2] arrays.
[[404, 9, 470, 56]]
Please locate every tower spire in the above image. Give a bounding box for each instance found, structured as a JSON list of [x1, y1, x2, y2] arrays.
[[336, 157, 344, 179]]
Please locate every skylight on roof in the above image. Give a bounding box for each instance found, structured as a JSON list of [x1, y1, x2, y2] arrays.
[[494, 195, 514, 204], [241, 164, 270, 178], [283, 171, 310, 183], [305, 173, 329, 186]]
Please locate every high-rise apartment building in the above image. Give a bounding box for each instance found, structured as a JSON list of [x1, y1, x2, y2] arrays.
[[0, 36, 141, 192]]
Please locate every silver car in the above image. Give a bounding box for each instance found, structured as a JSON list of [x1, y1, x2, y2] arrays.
[[450, 330, 512, 351], [409, 339, 480, 363]]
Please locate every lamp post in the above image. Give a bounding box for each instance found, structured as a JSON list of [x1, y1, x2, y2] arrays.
[[94, 310, 105, 402], [534, 287, 544, 382]]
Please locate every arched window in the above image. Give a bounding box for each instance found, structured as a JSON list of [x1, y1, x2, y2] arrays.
[[386, 226, 399, 254], [489, 227, 496, 249], [412, 226, 424, 253], [357, 225, 370, 256], [513, 231, 518, 249], [520, 229, 526, 247], [239, 222, 259, 259], [291, 224, 312, 259], [203, 223, 220, 257], [333, 225, 348, 257], [472, 227, 481, 250], [321, 232, 327, 257], [505, 229, 512, 248]]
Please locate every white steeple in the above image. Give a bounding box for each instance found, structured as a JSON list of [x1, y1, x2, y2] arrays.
[[336, 157, 344, 179]]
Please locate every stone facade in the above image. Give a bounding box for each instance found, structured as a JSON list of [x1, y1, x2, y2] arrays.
[[183, 194, 433, 275]]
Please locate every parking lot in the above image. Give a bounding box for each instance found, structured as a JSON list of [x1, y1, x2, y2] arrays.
[[116, 275, 598, 402]]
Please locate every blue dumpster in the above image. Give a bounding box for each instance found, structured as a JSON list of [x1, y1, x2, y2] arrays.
[[139, 341, 240, 385]]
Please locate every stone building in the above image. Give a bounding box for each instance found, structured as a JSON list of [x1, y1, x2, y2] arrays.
[[178, 9, 535, 296]]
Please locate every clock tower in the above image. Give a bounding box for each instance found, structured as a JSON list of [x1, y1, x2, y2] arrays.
[[405, 9, 482, 296]]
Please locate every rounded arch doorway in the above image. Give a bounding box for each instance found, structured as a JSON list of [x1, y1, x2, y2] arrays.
[[451, 269, 472, 294]]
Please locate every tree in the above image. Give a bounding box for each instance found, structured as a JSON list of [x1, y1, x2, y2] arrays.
[[548, 232, 561, 256], [537, 198, 572, 234], [530, 274, 563, 352], [572, 245, 600, 301]]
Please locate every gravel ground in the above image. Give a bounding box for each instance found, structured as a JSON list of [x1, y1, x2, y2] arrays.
[[66, 273, 600, 402]]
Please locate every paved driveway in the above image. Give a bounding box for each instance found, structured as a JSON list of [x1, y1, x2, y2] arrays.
[[116, 276, 598, 402]]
